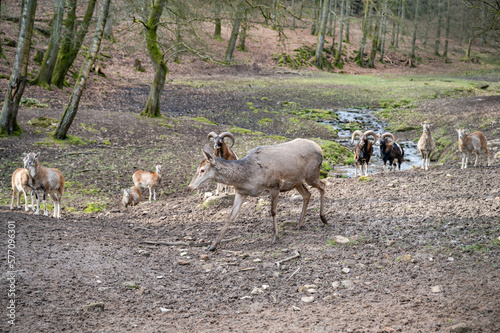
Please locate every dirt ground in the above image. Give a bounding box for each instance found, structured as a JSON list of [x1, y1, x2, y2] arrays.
[[1, 10, 500, 332]]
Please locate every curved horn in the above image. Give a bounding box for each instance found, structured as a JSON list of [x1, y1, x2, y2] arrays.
[[219, 132, 235, 148], [363, 130, 379, 143], [207, 131, 218, 142], [351, 130, 364, 144], [381, 132, 395, 143]]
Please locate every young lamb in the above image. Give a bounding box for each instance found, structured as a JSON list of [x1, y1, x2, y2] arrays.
[[456, 129, 490, 169], [122, 186, 142, 207], [417, 123, 435, 171], [10, 168, 36, 211], [132, 165, 162, 202]]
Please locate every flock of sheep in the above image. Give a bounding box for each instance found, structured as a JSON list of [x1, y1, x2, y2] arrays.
[[10, 124, 491, 250]]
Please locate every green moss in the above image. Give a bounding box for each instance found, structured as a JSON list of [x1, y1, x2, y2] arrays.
[[20, 97, 49, 108], [159, 122, 174, 128], [102, 139, 111, 145], [182, 116, 218, 125], [28, 117, 57, 128], [291, 108, 337, 121], [80, 123, 99, 132], [229, 127, 265, 136], [84, 202, 106, 213], [258, 118, 273, 126]]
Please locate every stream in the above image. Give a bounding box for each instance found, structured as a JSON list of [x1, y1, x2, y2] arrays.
[[324, 108, 422, 178]]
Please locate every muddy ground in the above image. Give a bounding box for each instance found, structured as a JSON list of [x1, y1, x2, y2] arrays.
[[0, 72, 499, 333]]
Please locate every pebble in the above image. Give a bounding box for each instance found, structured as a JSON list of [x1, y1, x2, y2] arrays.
[[156, 276, 164, 279], [291, 305, 301, 311], [251, 287, 264, 295], [160, 307, 171, 313], [177, 260, 190, 265], [97, 287, 109, 292], [342, 267, 350, 274], [301, 296, 314, 303], [447, 257, 455, 262], [122, 281, 138, 289], [331, 281, 340, 289], [449, 323, 471, 333], [83, 302, 105, 312], [431, 285, 443, 293], [200, 254, 210, 261], [262, 285, 270, 290], [253, 258, 262, 263], [333, 235, 350, 244], [341, 280, 354, 289]]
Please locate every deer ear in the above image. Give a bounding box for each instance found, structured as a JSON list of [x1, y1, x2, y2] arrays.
[[203, 144, 215, 165]]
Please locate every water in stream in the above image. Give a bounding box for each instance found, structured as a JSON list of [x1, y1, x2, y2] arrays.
[[323, 108, 422, 178]]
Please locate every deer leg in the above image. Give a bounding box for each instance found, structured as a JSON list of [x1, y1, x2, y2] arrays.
[[43, 191, 48, 216], [23, 188, 29, 211], [153, 188, 156, 201], [208, 193, 248, 251], [294, 183, 311, 230], [474, 152, 479, 167], [269, 190, 280, 243]]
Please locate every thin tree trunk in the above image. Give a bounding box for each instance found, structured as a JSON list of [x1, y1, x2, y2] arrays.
[[213, 1, 222, 39], [331, 0, 337, 42], [344, 0, 350, 43], [31, 0, 64, 89], [0, 0, 37, 136], [423, 0, 430, 46], [292, 0, 296, 30], [315, 0, 330, 68], [443, 0, 451, 58], [52, 0, 98, 88], [480, 2, 486, 46], [399, 0, 405, 44], [238, 8, 248, 51], [174, 13, 182, 63], [379, 0, 388, 61], [357, 0, 370, 67], [434, 0, 442, 56], [335, 0, 345, 66], [54, 0, 111, 139], [0, 0, 5, 59], [368, 14, 380, 68], [104, 1, 115, 42], [395, 0, 400, 48], [410, 0, 419, 60], [140, 0, 168, 118], [311, 0, 319, 35], [225, 1, 244, 62]]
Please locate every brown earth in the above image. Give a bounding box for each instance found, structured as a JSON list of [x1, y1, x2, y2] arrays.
[[1, 10, 500, 333]]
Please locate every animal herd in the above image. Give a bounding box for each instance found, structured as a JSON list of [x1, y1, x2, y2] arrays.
[[9, 125, 492, 250]]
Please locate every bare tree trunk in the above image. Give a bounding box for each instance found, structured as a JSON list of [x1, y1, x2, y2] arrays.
[[52, 0, 98, 88], [31, 0, 64, 89], [238, 7, 248, 51], [395, 0, 400, 48], [0, 0, 5, 60], [443, 0, 451, 59], [480, 1, 486, 46], [104, 1, 115, 42], [225, 0, 244, 62], [330, 0, 337, 43], [423, 0, 430, 46], [368, 11, 380, 68], [399, 0, 405, 44], [410, 0, 420, 60], [213, 1, 222, 39], [0, 0, 37, 136], [291, 0, 296, 29], [357, 0, 370, 67], [379, 0, 388, 61], [315, 0, 330, 68], [311, 0, 319, 35], [335, 0, 345, 66], [344, 0, 350, 43], [54, 0, 111, 139], [140, 0, 168, 118], [434, 0, 442, 56]]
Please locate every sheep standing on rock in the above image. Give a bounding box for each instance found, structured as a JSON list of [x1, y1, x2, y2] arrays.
[[457, 129, 490, 169], [417, 123, 435, 171]]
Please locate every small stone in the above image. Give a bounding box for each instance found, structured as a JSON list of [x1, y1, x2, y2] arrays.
[[431, 285, 443, 293], [240, 296, 252, 300], [97, 287, 108, 292], [342, 267, 350, 274], [203, 192, 213, 199], [160, 307, 171, 313], [381, 327, 396, 333], [313, 278, 321, 284], [122, 281, 138, 289], [331, 281, 340, 289], [449, 323, 471, 333], [156, 275, 164, 279], [291, 305, 301, 311], [200, 254, 210, 261], [301, 296, 314, 303], [402, 254, 412, 262], [96, 280, 102, 284], [177, 260, 190, 265], [83, 302, 105, 312], [306, 288, 318, 294], [333, 235, 350, 244], [341, 280, 354, 289], [251, 287, 264, 295], [135, 286, 146, 296], [252, 258, 262, 263], [447, 257, 455, 262], [180, 252, 188, 256], [262, 284, 270, 290]]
